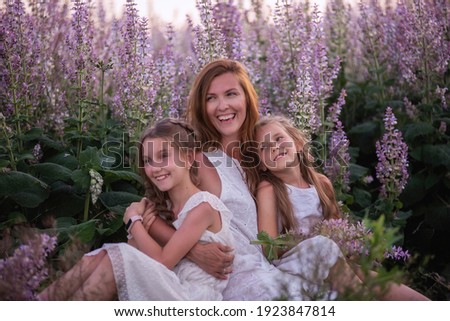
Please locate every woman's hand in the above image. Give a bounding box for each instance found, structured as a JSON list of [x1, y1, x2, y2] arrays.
[[187, 242, 234, 280]]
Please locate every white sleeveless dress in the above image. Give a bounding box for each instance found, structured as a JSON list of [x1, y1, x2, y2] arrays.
[[272, 184, 343, 299], [86, 191, 234, 300], [204, 150, 341, 300]]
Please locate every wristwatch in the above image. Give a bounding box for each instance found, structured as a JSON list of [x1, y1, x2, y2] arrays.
[[125, 215, 143, 234]]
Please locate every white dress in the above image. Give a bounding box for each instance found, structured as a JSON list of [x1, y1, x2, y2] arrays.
[[204, 150, 341, 300], [87, 191, 234, 300], [271, 184, 343, 299]]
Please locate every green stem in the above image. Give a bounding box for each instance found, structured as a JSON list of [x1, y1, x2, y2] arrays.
[[417, 2, 431, 106], [7, 59, 23, 153], [1, 122, 17, 171], [76, 72, 84, 160], [99, 67, 107, 147], [83, 191, 91, 222]]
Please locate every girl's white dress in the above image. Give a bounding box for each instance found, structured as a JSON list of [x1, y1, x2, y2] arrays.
[[204, 150, 342, 300], [87, 191, 234, 300], [271, 184, 343, 299]]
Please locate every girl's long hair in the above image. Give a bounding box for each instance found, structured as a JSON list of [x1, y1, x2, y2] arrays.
[[138, 118, 199, 221], [254, 115, 341, 232], [185, 59, 260, 193]]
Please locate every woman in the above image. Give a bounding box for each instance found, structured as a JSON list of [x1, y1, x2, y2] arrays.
[[184, 59, 342, 300], [183, 59, 429, 301]]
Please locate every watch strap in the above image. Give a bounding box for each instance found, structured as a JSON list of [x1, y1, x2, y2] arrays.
[[125, 215, 143, 234]]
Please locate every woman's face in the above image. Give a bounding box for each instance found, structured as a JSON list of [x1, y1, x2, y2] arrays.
[[205, 72, 247, 145]]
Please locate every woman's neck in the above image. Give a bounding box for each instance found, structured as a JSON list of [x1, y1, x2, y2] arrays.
[[220, 137, 241, 160]]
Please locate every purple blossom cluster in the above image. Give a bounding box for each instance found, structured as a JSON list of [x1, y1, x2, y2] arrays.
[[325, 89, 350, 191], [111, 1, 159, 135], [325, 120, 351, 191], [375, 107, 410, 199], [0, 233, 57, 300], [305, 218, 410, 262], [188, 0, 227, 72]]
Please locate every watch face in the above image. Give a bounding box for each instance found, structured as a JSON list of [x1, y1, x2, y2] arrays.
[[125, 218, 132, 230]]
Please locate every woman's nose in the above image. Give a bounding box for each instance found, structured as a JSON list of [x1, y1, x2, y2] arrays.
[[217, 97, 228, 110]]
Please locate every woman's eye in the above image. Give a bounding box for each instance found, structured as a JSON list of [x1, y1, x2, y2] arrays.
[[206, 96, 214, 102], [227, 91, 237, 96]]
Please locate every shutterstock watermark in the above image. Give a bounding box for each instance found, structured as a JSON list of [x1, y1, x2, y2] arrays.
[[99, 132, 350, 170]]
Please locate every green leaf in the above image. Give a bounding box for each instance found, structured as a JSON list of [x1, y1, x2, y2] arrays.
[[348, 121, 378, 135], [79, 146, 101, 169], [0, 171, 50, 208], [353, 187, 372, 208], [71, 169, 90, 193], [20, 127, 44, 141], [424, 207, 450, 231], [31, 162, 73, 184], [46, 153, 79, 170], [0, 211, 28, 229], [425, 173, 441, 189], [0, 159, 11, 170], [404, 123, 435, 143], [410, 144, 450, 168], [103, 170, 144, 185], [349, 163, 369, 182], [40, 135, 65, 151], [56, 218, 97, 243], [42, 183, 85, 217], [400, 173, 426, 207], [96, 214, 124, 236], [99, 191, 142, 215]]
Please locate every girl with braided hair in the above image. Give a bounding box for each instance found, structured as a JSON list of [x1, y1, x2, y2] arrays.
[[38, 118, 234, 300]]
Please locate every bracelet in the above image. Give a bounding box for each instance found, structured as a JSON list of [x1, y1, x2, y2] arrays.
[[125, 215, 143, 234]]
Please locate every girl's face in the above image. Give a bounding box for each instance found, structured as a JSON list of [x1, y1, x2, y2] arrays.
[[256, 123, 300, 172], [142, 137, 191, 192], [206, 72, 247, 144]]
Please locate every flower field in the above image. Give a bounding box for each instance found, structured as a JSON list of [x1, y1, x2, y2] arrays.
[[0, 0, 449, 300]]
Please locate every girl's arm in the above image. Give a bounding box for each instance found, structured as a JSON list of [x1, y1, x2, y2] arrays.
[[256, 180, 281, 255], [183, 152, 234, 279], [127, 201, 176, 248], [127, 200, 217, 270]]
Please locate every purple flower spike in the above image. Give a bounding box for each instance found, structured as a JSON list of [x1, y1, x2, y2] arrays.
[[375, 107, 409, 199]]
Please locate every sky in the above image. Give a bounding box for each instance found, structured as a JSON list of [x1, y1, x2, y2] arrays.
[[107, 0, 328, 26]]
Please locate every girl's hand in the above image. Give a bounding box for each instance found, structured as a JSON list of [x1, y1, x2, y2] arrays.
[[142, 201, 158, 232], [124, 197, 148, 223]]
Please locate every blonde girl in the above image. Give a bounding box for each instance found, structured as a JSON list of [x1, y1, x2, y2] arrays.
[[254, 115, 429, 300]]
